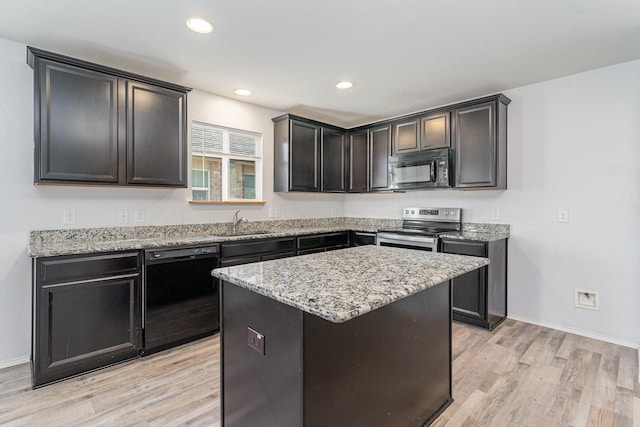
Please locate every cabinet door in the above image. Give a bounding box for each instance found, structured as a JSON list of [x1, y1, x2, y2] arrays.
[[33, 273, 141, 387], [346, 131, 368, 192], [441, 240, 487, 321], [421, 112, 450, 150], [451, 269, 486, 319], [453, 102, 496, 188], [290, 120, 321, 191], [35, 60, 119, 184], [369, 125, 391, 191], [126, 81, 187, 186], [321, 128, 346, 192], [392, 118, 419, 154]]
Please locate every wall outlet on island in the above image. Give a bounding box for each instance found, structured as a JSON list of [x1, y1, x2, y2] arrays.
[[491, 209, 501, 220]]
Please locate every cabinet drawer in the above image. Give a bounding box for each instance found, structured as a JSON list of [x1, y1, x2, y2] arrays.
[[37, 252, 141, 285], [221, 238, 296, 259], [441, 240, 486, 257], [297, 232, 349, 251]]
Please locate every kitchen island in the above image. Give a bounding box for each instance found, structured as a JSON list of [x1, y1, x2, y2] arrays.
[[212, 245, 489, 427]]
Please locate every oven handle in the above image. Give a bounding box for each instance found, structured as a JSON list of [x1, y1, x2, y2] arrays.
[[376, 235, 438, 249]]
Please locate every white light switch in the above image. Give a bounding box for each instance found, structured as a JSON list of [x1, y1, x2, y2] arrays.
[[491, 209, 500, 220], [134, 209, 145, 223]]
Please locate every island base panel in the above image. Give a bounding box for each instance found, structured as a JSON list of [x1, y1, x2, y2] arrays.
[[221, 283, 303, 427], [221, 280, 452, 427]]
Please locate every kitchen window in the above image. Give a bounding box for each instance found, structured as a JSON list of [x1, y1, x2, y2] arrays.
[[191, 122, 262, 202]]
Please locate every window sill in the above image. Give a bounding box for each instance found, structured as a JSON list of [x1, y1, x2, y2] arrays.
[[189, 200, 266, 205]]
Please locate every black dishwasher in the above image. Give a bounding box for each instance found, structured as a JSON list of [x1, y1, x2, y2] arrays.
[[142, 245, 219, 355]]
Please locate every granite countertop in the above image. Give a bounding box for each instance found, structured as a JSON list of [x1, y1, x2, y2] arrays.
[[439, 230, 510, 242], [28, 226, 355, 257], [29, 218, 510, 257], [212, 245, 489, 323]]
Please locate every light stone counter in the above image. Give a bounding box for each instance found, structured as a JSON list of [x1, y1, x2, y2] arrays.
[[29, 217, 509, 257], [212, 245, 489, 323]]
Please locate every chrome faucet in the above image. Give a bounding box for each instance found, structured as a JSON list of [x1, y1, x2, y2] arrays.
[[232, 210, 248, 234]]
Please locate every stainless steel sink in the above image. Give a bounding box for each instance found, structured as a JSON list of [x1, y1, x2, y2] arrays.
[[216, 231, 273, 237]]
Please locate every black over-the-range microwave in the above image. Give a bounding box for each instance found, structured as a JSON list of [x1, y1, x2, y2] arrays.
[[388, 148, 454, 190]]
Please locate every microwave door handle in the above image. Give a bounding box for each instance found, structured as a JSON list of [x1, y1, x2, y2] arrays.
[[431, 160, 436, 183]]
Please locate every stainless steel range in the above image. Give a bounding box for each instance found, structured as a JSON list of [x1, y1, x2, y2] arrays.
[[377, 207, 461, 252]]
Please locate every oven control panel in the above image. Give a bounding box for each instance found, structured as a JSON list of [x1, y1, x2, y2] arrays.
[[402, 207, 461, 222]]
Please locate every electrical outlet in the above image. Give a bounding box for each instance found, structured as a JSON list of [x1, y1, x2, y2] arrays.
[[63, 209, 76, 225], [118, 210, 129, 224], [274, 208, 281, 218], [558, 210, 569, 223], [268, 207, 275, 218], [491, 209, 500, 220], [331, 207, 335, 217], [134, 209, 145, 223], [247, 327, 265, 355]]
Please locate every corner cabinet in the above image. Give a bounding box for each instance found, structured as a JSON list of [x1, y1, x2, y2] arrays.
[[346, 130, 369, 192], [368, 124, 391, 191], [321, 128, 347, 192], [441, 238, 507, 330], [453, 95, 509, 189], [273, 114, 346, 193], [32, 251, 142, 387], [28, 47, 189, 187]]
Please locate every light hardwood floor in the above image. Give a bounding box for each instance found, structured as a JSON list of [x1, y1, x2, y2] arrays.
[[0, 320, 637, 426]]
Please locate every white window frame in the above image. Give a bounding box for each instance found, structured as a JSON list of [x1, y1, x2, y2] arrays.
[[191, 122, 263, 202], [191, 168, 210, 200]]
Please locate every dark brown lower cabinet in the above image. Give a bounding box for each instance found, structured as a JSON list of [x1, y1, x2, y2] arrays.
[[32, 251, 141, 387], [441, 238, 507, 330], [220, 237, 296, 267], [296, 232, 349, 255]]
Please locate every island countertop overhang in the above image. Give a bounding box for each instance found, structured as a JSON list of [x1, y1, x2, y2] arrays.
[[212, 245, 489, 323]]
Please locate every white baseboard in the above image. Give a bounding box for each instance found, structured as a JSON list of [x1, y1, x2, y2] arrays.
[[507, 315, 639, 349], [0, 356, 29, 370]]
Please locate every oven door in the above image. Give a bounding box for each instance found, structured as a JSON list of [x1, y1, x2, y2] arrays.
[[376, 232, 438, 252]]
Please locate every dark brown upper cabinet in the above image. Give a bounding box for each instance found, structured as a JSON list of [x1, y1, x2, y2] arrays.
[[421, 111, 450, 150], [453, 95, 509, 189], [273, 115, 322, 192], [28, 47, 189, 187], [392, 112, 449, 155], [392, 118, 420, 154], [369, 125, 391, 191], [126, 81, 187, 186], [321, 128, 346, 192], [346, 130, 368, 192], [273, 93, 509, 193]]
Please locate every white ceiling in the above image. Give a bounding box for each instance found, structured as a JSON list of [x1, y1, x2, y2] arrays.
[[1, 0, 638, 127]]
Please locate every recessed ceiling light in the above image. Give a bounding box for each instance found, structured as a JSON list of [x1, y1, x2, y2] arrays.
[[186, 18, 213, 34], [234, 89, 252, 96], [336, 81, 354, 90]]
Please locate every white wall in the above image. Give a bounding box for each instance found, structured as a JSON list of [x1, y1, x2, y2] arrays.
[[0, 37, 343, 367], [345, 59, 640, 347]]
